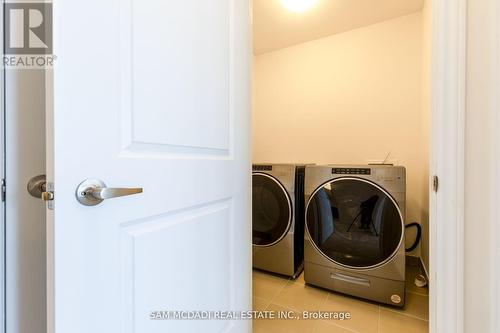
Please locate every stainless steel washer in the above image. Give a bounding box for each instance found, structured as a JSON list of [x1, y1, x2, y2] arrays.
[[304, 165, 406, 306]]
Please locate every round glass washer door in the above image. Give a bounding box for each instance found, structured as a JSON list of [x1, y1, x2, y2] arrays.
[[252, 173, 292, 247], [306, 178, 403, 269]]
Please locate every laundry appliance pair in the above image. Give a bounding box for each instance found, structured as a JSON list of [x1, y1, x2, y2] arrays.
[[252, 164, 407, 306]]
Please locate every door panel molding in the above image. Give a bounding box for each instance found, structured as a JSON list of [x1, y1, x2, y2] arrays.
[[119, 199, 234, 333], [119, 0, 234, 157]]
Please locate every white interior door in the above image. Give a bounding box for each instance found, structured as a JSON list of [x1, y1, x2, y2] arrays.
[[46, 1, 251, 333]]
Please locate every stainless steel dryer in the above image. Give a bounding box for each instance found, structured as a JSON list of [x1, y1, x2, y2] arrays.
[[304, 165, 406, 306], [252, 164, 305, 278]]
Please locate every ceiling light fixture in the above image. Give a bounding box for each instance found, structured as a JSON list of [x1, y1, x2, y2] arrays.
[[281, 0, 319, 13]]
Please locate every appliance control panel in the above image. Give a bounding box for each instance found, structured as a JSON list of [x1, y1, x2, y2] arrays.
[[332, 168, 371, 175], [253, 165, 272, 171]]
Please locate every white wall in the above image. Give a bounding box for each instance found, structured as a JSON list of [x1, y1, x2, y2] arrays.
[[253, 12, 429, 255]]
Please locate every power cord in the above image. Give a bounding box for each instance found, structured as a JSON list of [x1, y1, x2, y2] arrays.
[[405, 222, 422, 252]]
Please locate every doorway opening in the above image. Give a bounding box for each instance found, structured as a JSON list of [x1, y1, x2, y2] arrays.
[[251, 1, 431, 332]]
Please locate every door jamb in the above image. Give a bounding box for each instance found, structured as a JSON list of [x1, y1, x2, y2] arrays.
[[429, 0, 466, 333], [491, 1, 500, 331]]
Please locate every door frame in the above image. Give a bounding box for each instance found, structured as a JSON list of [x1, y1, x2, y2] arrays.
[[0, 0, 5, 331], [432, 0, 500, 331], [429, 0, 466, 332]]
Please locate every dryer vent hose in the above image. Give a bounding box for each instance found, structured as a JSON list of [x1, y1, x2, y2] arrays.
[[405, 222, 422, 252]]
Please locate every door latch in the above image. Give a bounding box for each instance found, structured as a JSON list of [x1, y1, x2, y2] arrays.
[[27, 175, 54, 209], [41, 191, 54, 201], [43, 182, 55, 210]]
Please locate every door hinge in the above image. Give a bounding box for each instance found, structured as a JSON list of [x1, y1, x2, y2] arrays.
[[1, 179, 5, 202], [432, 175, 439, 192]]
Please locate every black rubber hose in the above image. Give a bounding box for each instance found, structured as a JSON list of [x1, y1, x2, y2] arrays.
[[405, 222, 422, 252]]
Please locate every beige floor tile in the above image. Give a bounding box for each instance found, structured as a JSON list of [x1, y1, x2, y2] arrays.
[[253, 270, 289, 302], [313, 321, 357, 333], [379, 309, 429, 333], [273, 281, 328, 311], [253, 266, 429, 333], [320, 292, 379, 333], [253, 297, 269, 311], [253, 303, 316, 333], [382, 292, 429, 321]]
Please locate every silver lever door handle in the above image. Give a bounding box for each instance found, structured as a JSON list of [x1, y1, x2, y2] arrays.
[[76, 179, 143, 206], [90, 187, 143, 200]]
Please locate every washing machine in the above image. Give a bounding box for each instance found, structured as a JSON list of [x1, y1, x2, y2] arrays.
[[304, 165, 406, 306], [252, 164, 305, 278]]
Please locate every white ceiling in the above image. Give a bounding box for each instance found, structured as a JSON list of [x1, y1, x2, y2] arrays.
[[253, 0, 425, 55]]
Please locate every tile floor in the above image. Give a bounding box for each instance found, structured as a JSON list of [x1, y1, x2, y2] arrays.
[[252, 263, 428, 333]]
